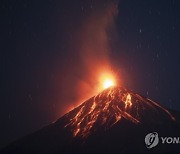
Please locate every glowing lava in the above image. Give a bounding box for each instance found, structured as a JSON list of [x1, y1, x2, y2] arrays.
[[64, 86, 175, 138], [100, 73, 116, 90], [103, 79, 115, 89]]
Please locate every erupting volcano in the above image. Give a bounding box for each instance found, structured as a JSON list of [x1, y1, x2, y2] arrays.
[[1, 86, 180, 154]]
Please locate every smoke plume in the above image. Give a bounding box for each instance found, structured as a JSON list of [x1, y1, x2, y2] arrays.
[[57, 0, 119, 115]]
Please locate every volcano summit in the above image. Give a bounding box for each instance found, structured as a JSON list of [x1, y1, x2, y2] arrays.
[[1, 86, 180, 154]]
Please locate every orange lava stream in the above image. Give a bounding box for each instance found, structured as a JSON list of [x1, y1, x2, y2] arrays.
[[65, 87, 175, 138]]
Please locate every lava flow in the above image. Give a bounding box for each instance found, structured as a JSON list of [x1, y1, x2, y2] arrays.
[[64, 86, 175, 138]]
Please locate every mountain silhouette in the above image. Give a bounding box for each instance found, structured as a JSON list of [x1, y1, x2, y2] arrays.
[[1, 86, 180, 154]]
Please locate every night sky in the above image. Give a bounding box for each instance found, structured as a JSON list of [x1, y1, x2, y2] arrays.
[[1, 0, 180, 148]]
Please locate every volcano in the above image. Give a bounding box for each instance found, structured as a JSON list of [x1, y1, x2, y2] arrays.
[[1, 86, 180, 154]]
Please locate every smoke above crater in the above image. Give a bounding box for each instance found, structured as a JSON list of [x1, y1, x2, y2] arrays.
[[56, 0, 119, 115]]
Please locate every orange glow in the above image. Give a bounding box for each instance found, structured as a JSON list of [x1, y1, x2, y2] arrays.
[[103, 79, 115, 89], [100, 73, 116, 90]]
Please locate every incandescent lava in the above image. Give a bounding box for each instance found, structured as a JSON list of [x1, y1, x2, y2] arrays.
[[64, 86, 175, 138]]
